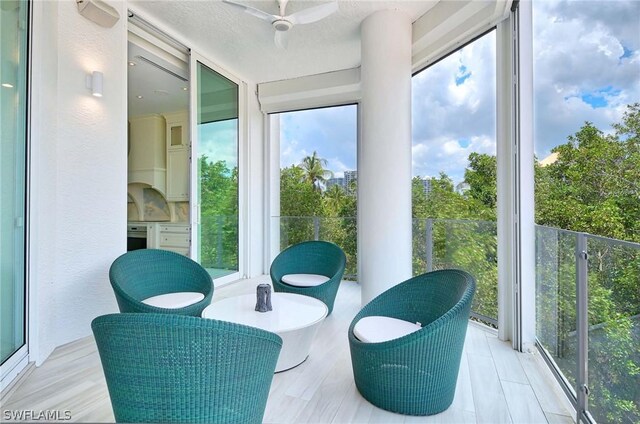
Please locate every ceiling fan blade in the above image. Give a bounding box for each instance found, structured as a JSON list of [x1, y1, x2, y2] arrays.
[[222, 0, 277, 22], [274, 30, 290, 49], [286, 1, 338, 25]]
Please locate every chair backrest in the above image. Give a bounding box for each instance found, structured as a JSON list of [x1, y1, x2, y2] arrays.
[[92, 313, 282, 423], [270, 240, 346, 279], [356, 269, 476, 330], [109, 249, 212, 303]]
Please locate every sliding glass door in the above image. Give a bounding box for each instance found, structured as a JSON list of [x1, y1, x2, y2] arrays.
[[191, 57, 240, 283], [1, 0, 28, 371]]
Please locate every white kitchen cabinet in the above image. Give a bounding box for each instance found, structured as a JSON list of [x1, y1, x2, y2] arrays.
[[128, 114, 166, 194], [159, 224, 190, 256], [164, 111, 189, 150], [148, 223, 190, 256], [166, 148, 189, 201], [164, 111, 190, 201]]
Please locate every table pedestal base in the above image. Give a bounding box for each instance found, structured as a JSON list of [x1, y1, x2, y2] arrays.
[[275, 319, 324, 372]]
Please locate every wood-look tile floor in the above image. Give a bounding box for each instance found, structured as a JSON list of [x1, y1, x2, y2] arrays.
[[1, 277, 575, 423]]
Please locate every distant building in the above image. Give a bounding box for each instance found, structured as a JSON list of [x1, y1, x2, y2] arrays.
[[421, 178, 432, 195], [344, 170, 357, 188], [326, 177, 345, 189], [539, 152, 559, 167], [327, 170, 356, 192]]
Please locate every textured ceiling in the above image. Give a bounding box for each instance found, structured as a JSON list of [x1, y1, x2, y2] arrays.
[[129, 0, 438, 83]]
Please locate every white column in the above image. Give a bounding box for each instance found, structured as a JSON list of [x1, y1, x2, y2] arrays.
[[496, 17, 515, 343], [516, 0, 537, 352], [359, 10, 413, 305]]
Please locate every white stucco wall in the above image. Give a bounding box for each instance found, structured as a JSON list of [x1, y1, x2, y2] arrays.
[[30, 0, 126, 365]]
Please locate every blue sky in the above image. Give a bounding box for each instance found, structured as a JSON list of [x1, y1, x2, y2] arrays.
[[279, 0, 639, 186], [280, 105, 357, 179]]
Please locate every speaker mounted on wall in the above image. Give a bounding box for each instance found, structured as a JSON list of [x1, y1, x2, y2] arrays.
[[76, 0, 120, 28]]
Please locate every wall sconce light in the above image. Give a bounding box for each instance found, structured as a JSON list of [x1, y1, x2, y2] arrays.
[[86, 71, 103, 97]]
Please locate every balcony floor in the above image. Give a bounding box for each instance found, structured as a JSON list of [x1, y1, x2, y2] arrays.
[[1, 277, 574, 423]]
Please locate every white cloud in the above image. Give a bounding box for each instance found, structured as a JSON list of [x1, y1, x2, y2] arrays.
[[413, 134, 495, 183], [280, 138, 310, 168], [412, 31, 496, 184], [279, 105, 357, 172], [411, 0, 639, 181], [532, 0, 640, 156]]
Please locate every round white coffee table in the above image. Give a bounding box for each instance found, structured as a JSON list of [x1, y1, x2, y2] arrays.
[[201, 292, 328, 372]]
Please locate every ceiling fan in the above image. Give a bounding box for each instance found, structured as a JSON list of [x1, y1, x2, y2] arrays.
[[222, 0, 339, 49]]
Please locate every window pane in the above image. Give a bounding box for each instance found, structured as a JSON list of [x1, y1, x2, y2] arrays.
[[533, 1, 640, 422], [196, 63, 239, 279], [411, 31, 498, 325], [0, 0, 28, 364], [274, 105, 357, 279]]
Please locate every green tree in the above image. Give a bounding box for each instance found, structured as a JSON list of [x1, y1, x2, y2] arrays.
[[411, 173, 497, 320], [413, 172, 492, 220], [465, 152, 497, 211], [335, 182, 358, 278], [536, 103, 640, 242], [300, 151, 333, 191], [280, 165, 322, 217], [279, 165, 323, 247], [322, 184, 349, 217], [199, 156, 238, 271]]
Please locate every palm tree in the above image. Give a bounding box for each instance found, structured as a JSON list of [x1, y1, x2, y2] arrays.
[[324, 184, 348, 216], [300, 151, 333, 191]]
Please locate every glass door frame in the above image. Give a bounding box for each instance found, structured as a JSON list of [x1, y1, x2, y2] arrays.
[[0, 0, 30, 391], [189, 51, 247, 287]]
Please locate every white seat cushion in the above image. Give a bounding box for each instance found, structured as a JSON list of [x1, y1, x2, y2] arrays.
[[281, 273, 330, 287], [353, 316, 422, 343], [142, 292, 205, 309]]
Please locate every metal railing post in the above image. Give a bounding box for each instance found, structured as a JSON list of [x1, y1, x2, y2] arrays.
[[313, 216, 320, 241], [576, 233, 589, 423], [426, 218, 433, 272]]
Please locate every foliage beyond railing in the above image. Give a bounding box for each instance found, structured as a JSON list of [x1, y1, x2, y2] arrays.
[[535, 225, 640, 424], [413, 219, 497, 325], [274, 217, 498, 325], [200, 215, 238, 272], [276, 216, 358, 279]]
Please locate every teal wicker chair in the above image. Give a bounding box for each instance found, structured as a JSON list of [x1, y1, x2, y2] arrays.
[[348, 269, 476, 416], [270, 241, 346, 315], [92, 313, 282, 423], [109, 249, 213, 316]]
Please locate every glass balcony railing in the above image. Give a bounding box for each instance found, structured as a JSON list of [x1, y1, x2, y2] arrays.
[[413, 218, 498, 326], [535, 225, 640, 424], [273, 216, 498, 326], [275, 216, 358, 279], [199, 214, 239, 278]]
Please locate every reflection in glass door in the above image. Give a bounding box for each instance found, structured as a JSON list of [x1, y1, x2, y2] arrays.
[[1, 0, 28, 368], [194, 61, 239, 280]]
